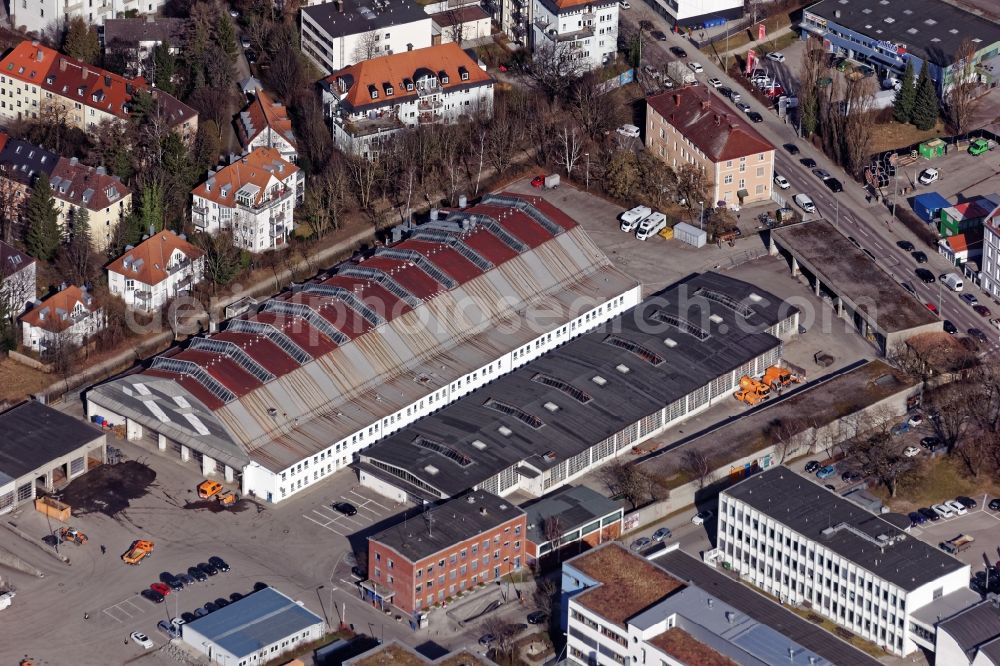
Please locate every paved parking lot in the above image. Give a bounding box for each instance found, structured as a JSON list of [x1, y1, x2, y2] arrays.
[[302, 488, 396, 537], [908, 497, 1000, 571]]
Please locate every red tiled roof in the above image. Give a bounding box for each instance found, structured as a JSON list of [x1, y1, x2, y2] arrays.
[[20, 285, 98, 333], [239, 88, 297, 151], [106, 230, 203, 287], [647, 88, 775, 162], [192, 147, 298, 209], [51, 157, 130, 213], [211, 330, 301, 377], [399, 239, 484, 283], [942, 230, 983, 253], [324, 42, 492, 113]]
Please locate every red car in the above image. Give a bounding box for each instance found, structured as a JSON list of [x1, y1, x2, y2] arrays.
[[925, 303, 938, 314], [150, 582, 171, 596], [765, 85, 786, 98], [974, 304, 992, 317], [530, 175, 545, 188], [498, 64, 508, 73]]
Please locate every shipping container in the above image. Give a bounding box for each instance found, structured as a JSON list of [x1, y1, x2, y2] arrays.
[[673, 222, 707, 248]]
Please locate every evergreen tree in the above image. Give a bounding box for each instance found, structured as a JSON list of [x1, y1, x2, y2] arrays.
[[63, 17, 101, 64], [892, 59, 916, 124], [24, 173, 60, 261], [152, 43, 176, 94], [911, 64, 940, 131], [62, 207, 95, 284], [138, 183, 165, 235]]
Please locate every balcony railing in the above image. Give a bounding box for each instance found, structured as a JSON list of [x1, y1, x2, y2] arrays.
[[418, 98, 443, 110], [237, 187, 294, 214]]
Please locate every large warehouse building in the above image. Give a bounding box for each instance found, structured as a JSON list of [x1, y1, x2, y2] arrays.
[[85, 193, 640, 503], [356, 272, 799, 503]]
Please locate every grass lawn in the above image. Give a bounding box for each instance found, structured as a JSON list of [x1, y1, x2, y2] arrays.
[[868, 119, 947, 154], [704, 12, 793, 54], [877, 455, 1000, 513]]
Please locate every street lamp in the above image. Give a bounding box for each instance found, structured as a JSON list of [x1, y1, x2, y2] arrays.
[[585, 152, 590, 191], [698, 201, 704, 230]]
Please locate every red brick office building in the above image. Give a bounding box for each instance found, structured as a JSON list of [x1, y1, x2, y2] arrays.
[[364, 491, 527, 615]]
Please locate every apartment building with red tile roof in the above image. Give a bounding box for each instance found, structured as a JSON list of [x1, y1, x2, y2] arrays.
[[191, 147, 304, 252], [646, 88, 776, 206], [0, 41, 196, 138], [238, 88, 298, 163], [20, 285, 104, 353], [320, 42, 493, 159], [107, 230, 206, 311]]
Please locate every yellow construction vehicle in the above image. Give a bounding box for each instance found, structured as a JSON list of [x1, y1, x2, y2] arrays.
[[762, 365, 802, 390], [58, 527, 88, 545], [197, 480, 222, 499], [217, 492, 239, 507], [121, 539, 154, 565], [733, 375, 771, 406]]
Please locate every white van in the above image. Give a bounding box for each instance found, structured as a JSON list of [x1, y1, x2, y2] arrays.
[[793, 193, 816, 214], [942, 273, 964, 292], [620, 205, 652, 232], [635, 212, 667, 240]]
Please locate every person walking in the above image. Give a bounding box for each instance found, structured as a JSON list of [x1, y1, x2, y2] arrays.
[[100, 545, 106, 555]]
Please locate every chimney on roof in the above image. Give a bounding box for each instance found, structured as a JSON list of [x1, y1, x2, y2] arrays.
[[673, 93, 681, 107], [714, 114, 720, 126], [59, 58, 67, 72], [701, 100, 710, 111], [82, 66, 89, 79], [479, 506, 487, 516], [36, 49, 43, 62]]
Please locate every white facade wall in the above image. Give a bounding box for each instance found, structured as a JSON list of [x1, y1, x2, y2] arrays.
[[300, 13, 433, 75], [182, 614, 324, 665], [279, 283, 641, 503], [0, 75, 42, 124], [108, 254, 205, 311], [980, 225, 1000, 300], [246, 129, 298, 164], [531, 0, 618, 71], [646, 0, 741, 23], [192, 171, 302, 253], [13, 0, 167, 38], [717, 492, 970, 656], [1, 262, 37, 316], [21, 307, 104, 352]]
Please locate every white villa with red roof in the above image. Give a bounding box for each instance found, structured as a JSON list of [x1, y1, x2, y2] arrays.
[[191, 147, 304, 253], [238, 88, 298, 164], [320, 42, 494, 159], [21, 285, 103, 353], [531, 0, 619, 70], [107, 231, 206, 311]]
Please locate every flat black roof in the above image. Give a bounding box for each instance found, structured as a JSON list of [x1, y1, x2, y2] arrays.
[[723, 466, 966, 591], [656, 549, 883, 666], [938, 600, 1000, 656], [0, 401, 103, 479], [368, 490, 524, 562], [523, 485, 622, 544], [302, 0, 428, 40], [805, 0, 1000, 68], [359, 272, 793, 498]]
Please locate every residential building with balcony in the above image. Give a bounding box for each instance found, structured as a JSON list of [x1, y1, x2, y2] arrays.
[[102, 17, 189, 79], [646, 89, 775, 207], [301, 0, 432, 75], [0, 41, 195, 138], [562, 542, 879, 666], [20, 285, 104, 353], [107, 231, 206, 311], [976, 196, 1000, 301], [238, 87, 299, 163], [13, 0, 167, 38], [190, 147, 303, 253], [531, 0, 618, 71], [0, 240, 36, 319], [320, 42, 493, 159], [716, 466, 970, 656], [363, 490, 526, 616], [489, 0, 531, 46]]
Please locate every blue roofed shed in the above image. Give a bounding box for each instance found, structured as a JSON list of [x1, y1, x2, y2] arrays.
[[182, 587, 325, 664], [912, 192, 950, 224]]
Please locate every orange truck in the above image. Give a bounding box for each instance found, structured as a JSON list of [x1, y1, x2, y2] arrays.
[[762, 365, 802, 390], [197, 480, 222, 499], [58, 527, 88, 545], [121, 539, 154, 565], [733, 375, 771, 406]]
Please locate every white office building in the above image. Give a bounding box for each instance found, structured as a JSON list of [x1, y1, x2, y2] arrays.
[[716, 466, 970, 656], [531, 0, 618, 71], [13, 0, 167, 39]]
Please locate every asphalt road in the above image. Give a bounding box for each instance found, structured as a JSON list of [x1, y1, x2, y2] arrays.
[[623, 5, 997, 351]]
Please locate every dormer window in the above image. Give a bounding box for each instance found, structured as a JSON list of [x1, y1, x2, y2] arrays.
[[77, 85, 85, 96], [368, 84, 378, 100], [383, 83, 393, 96], [438, 70, 449, 84], [405, 80, 414, 91], [459, 66, 469, 81]]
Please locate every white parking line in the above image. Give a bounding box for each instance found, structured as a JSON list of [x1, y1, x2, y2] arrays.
[[302, 511, 347, 536], [103, 595, 146, 623], [348, 490, 391, 512]]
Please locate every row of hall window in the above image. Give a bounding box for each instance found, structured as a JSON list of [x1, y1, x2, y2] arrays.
[[235, 629, 313, 665]]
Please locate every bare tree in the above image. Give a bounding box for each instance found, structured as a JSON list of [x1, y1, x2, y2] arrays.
[[0, 178, 21, 245], [569, 75, 624, 139], [946, 39, 979, 134], [353, 31, 381, 62], [675, 163, 710, 209], [839, 77, 878, 178], [680, 449, 713, 489], [597, 460, 663, 509], [532, 578, 556, 616], [527, 41, 583, 100], [346, 153, 383, 213], [554, 125, 582, 177], [446, 7, 465, 44], [841, 409, 914, 497], [765, 417, 805, 463], [479, 615, 519, 658]]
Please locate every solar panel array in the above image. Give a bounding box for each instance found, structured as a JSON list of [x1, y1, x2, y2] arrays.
[[226, 319, 313, 365], [338, 266, 422, 308], [413, 436, 474, 467], [694, 288, 754, 319], [652, 311, 712, 341], [483, 398, 544, 429], [531, 373, 593, 404], [262, 300, 349, 345], [299, 284, 384, 326], [151, 357, 236, 403], [602, 335, 666, 366], [375, 248, 458, 289], [189, 338, 277, 384], [409, 229, 495, 272], [482, 194, 563, 237]]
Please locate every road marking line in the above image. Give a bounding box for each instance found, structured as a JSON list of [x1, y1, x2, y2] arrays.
[[348, 490, 391, 511], [309, 508, 338, 523], [302, 513, 346, 535]]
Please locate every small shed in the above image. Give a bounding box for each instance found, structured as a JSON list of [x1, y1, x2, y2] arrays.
[[673, 222, 707, 248], [912, 192, 949, 223], [918, 139, 946, 159]]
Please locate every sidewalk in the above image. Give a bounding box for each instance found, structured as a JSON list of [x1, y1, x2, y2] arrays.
[[708, 23, 796, 60]]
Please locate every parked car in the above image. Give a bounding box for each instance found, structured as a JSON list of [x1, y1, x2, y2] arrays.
[[812, 168, 832, 180], [214, 597, 230, 608], [528, 610, 548, 625], [479, 633, 496, 646], [766, 52, 786, 62], [719, 85, 733, 97], [946, 500, 968, 515], [918, 168, 940, 185], [157, 620, 178, 639], [908, 413, 924, 427], [735, 101, 752, 113], [530, 175, 545, 188], [203, 601, 219, 613], [230, 592, 245, 602], [908, 511, 926, 526], [932, 503, 956, 519], [692, 510, 713, 525], [891, 422, 911, 436], [771, 174, 790, 190], [747, 111, 764, 123], [652, 527, 672, 541], [969, 138, 990, 156], [241, 37, 251, 49], [617, 124, 641, 139], [621, 205, 652, 232], [915, 268, 935, 284], [816, 465, 836, 479], [793, 193, 816, 214], [670, 46, 687, 58], [651, 30, 667, 41], [912, 251, 928, 263], [630, 537, 652, 551], [131, 632, 154, 649], [351, 565, 367, 578], [956, 496, 978, 509], [178, 573, 195, 586], [783, 143, 800, 155], [688, 62, 703, 74], [841, 470, 863, 483], [897, 240, 915, 251], [824, 178, 843, 193], [150, 582, 171, 596], [180, 612, 197, 623], [197, 562, 219, 577], [188, 566, 208, 582], [974, 305, 993, 317], [903, 446, 920, 457], [990, 498, 1000, 511], [141, 588, 165, 603], [804, 460, 820, 473], [333, 502, 357, 516], [918, 507, 940, 522], [800, 158, 817, 168], [707, 77, 722, 88], [208, 556, 230, 572], [961, 293, 980, 306], [901, 282, 917, 297], [944, 320, 958, 334], [921, 436, 941, 448], [193, 607, 209, 618]]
